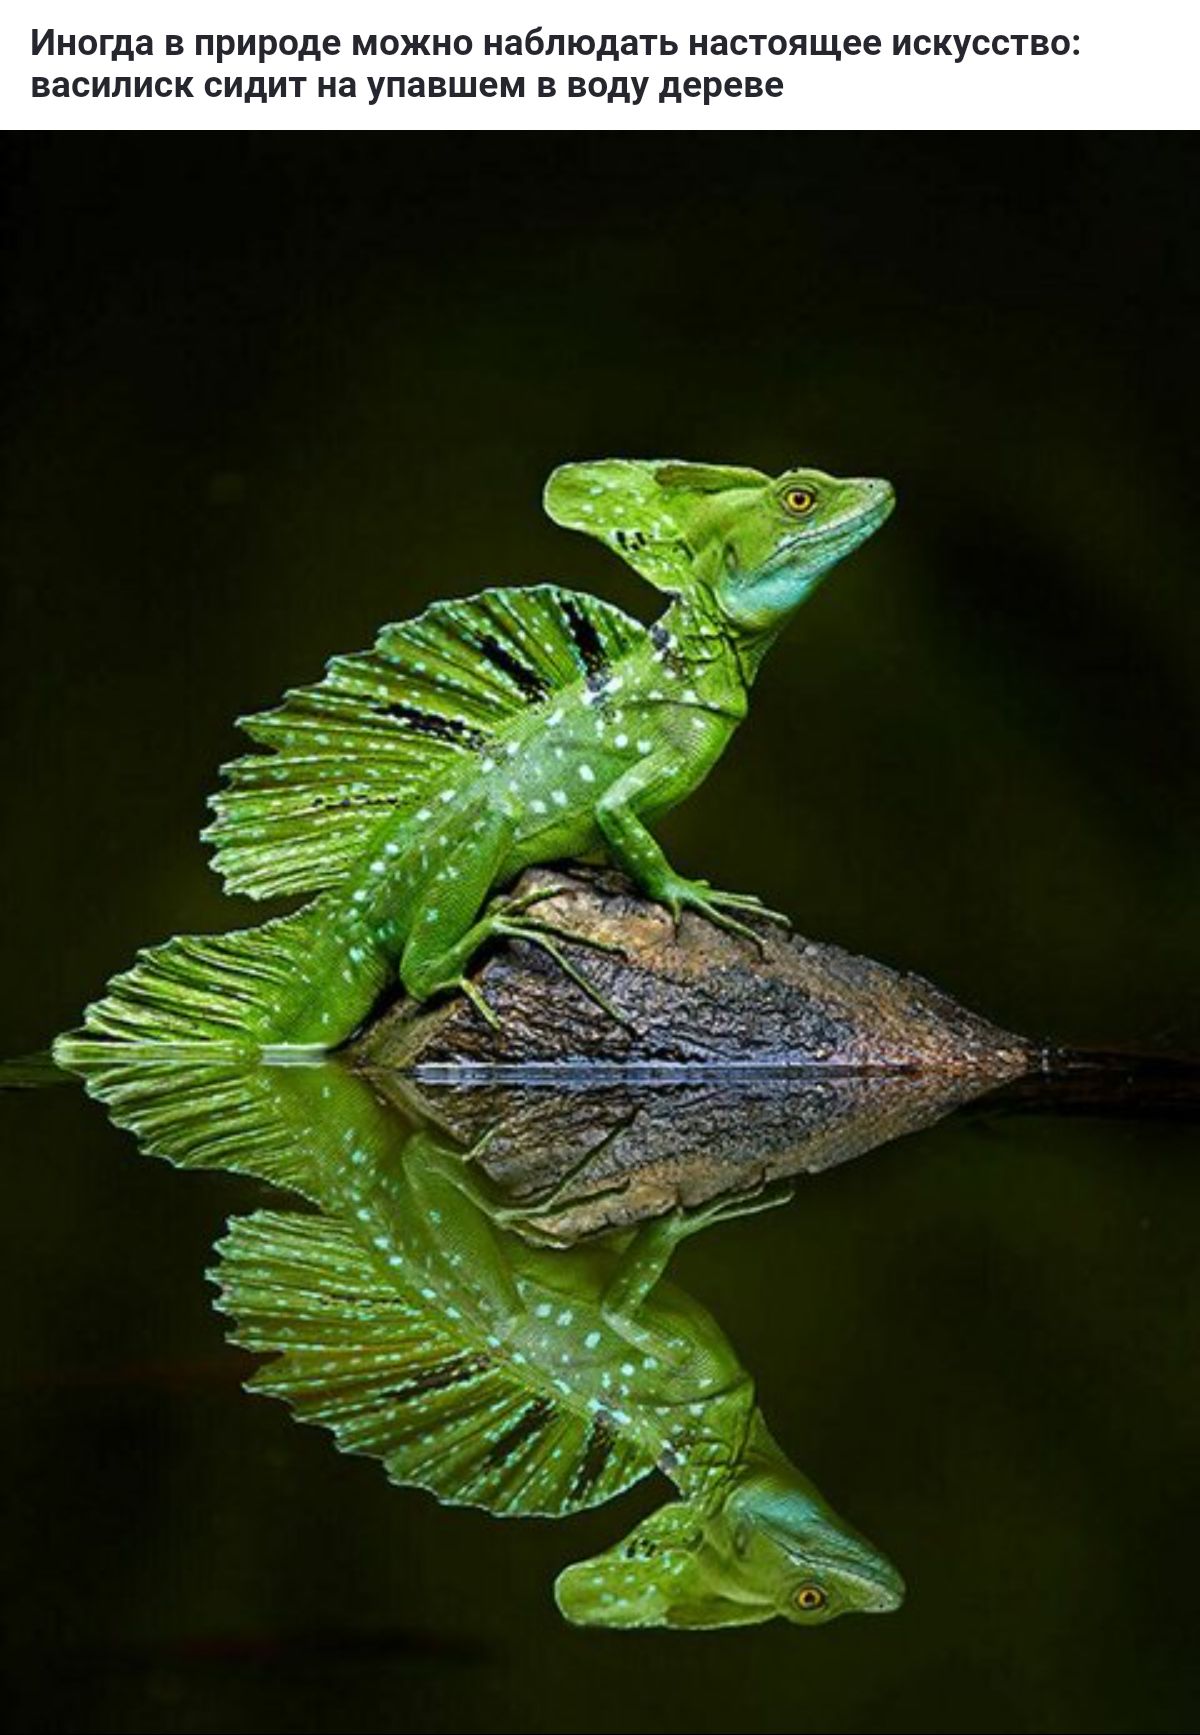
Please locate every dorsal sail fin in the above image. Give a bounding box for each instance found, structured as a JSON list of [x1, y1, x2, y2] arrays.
[[203, 584, 646, 901]]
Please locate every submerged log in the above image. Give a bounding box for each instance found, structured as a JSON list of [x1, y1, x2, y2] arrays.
[[352, 865, 1035, 1077]]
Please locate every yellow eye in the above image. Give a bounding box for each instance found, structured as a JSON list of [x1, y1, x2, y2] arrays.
[[783, 487, 817, 516], [794, 1585, 826, 1612]]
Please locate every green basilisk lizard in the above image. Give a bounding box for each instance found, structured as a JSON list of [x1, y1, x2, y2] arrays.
[[55, 460, 893, 1061]]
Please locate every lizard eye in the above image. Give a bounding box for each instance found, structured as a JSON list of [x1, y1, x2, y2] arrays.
[[793, 1584, 826, 1612], [783, 487, 817, 517]]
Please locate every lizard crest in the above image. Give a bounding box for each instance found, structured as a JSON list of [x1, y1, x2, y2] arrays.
[[545, 457, 893, 630]]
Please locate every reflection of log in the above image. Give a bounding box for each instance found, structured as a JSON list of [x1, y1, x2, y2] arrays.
[[352, 865, 1035, 1076], [374, 1071, 1008, 1243], [973, 1050, 1200, 1120]]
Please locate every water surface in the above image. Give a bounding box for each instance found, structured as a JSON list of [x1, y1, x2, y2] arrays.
[[4, 1057, 1197, 1732]]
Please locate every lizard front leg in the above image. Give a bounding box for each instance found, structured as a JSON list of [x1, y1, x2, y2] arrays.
[[595, 756, 788, 952]]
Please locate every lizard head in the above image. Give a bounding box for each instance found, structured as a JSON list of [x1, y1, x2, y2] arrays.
[[544, 459, 894, 632], [717, 1459, 906, 1628], [554, 1442, 904, 1631]]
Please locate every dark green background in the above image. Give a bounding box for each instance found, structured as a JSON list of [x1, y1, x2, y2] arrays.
[[2, 133, 1198, 1734]]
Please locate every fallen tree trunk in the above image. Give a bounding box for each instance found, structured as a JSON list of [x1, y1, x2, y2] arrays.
[[352, 865, 1035, 1077]]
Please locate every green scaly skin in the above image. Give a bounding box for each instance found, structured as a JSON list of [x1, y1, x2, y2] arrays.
[[54, 461, 894, 1060]]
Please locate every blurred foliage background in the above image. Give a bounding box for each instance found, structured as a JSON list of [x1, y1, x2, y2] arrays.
[[1, 134, 1198, 1734]]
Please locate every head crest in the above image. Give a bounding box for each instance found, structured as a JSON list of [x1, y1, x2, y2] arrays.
[[554, 1499, 770, 1631], [543, 459, 769, 592]]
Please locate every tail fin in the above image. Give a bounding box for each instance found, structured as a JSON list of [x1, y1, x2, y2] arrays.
[[61, 1054, 333, 1200], [53, 905, 326, 1064]]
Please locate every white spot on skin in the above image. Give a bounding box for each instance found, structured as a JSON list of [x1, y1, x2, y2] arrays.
[[579, 765, 595, 783], [531, 798, 547, 815], [552, 790, 568, 806], [615, 733, 629, 748], [637, 740, 652, 754], [425, 908, 440, 923]]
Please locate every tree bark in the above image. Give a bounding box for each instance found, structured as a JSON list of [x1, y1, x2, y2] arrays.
[[352, 864, 1034, 1076]]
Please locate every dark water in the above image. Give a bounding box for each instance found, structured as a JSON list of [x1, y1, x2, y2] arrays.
[[2, 130, 1198, 1733], [4, 1059, 1199, 1734]]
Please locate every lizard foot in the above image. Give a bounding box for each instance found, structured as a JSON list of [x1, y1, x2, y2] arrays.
[[667, 1175, 795, 1240], [492, 917, 631, 1027], [652, 875, 786, 955], [462, 1111, 639, 1231], [701, 887, 791, 930]]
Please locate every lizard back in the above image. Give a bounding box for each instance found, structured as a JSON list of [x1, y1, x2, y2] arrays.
[[204, 583, 648, 902]]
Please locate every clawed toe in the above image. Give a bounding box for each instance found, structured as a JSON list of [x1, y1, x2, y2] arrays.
[[700, 904, 768, 953], [706, 890, 791, 929], [495, 883, 567, 918], [651, 876, 788, 953]]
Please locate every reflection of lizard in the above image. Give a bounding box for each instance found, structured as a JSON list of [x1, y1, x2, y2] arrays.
[[56, 461, 893, 1061], [65, 1048, 904, 1629], [115, 1053, 900, 1631]]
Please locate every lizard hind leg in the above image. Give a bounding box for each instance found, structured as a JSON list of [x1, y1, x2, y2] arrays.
[[488, 913, 630, 1027], [406, 909, 629, 1030], [398, 815, 628, 1029]]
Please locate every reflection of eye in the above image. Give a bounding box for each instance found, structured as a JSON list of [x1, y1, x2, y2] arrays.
[[794, 1585, 826, 1611], [783, 487, 817, 516]]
